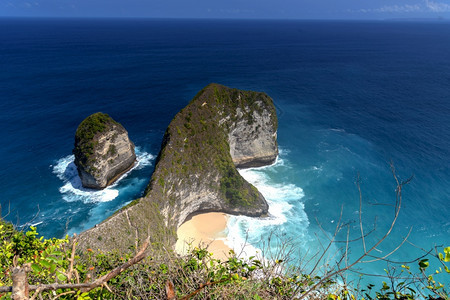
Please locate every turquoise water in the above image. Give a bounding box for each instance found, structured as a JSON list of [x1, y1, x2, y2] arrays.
[[1, 18, 448, 286]]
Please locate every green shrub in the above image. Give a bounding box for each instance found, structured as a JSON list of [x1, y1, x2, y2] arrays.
[[0, 220, 448, 299]]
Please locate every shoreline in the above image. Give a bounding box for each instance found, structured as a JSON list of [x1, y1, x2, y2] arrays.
[[175, 212, 232, 260]]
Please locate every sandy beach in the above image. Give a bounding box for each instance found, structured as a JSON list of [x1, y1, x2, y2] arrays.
[[175, 212, 232, 260]]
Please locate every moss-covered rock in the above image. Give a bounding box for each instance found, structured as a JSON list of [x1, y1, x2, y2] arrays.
[[73, 112, 136, 189]]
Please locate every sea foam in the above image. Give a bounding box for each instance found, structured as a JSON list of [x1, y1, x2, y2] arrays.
[[225, 156, 309, 258], [52, 147, 154, 204]]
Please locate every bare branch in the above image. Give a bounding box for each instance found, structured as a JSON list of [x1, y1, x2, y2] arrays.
[[51, 290, 75, 300], [297, 165, 411, 300], [345, 224, 350, 269], [0, 202, 12, 219], [362, 227, 412, 263], [165, 280, 176, 300], [67, 235, 77, 282], [20, 205, 41, 230], [357, 174, 367, 254], [125, 210, 139, 254], [179, 277, 231, 300], [29, 287, 42, 300], [81, 236, 150, 292]]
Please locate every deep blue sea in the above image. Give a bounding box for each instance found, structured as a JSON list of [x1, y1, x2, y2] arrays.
[[1, 18, 449, 286]]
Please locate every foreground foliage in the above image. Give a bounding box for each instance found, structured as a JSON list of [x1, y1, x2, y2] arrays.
[[0, 219, 448, 299]]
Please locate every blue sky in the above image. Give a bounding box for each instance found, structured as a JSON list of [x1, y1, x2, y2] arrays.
[[1, 0, 450, 19]]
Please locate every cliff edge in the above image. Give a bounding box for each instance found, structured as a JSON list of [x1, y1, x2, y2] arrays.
[[73, 112, 136, 189], [77, 84, 278, 252]]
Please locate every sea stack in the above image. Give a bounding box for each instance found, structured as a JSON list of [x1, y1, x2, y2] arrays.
[[73, 112, 136, 189]]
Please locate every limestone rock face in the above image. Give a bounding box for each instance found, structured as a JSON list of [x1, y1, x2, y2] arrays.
[[229, 104, 278, 168], [73, 112, 136, 189]]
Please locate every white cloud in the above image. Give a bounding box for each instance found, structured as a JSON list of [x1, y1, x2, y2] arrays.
[[0, 0, 40, 10], [206, 8, 255, 15], [374, 4, 422, 13], [426, 0, 450, 12], [356, 0, 450, 14], [5, 2, 16, 8]]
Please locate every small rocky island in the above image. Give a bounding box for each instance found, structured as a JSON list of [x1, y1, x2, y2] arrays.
[[78, 84, 278, 252], [73, 112, 136, 189]]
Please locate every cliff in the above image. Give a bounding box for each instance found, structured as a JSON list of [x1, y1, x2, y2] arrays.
[[147, 83, 278, 228], [77, 84, 278, 252], [73, 112, 136, 189]]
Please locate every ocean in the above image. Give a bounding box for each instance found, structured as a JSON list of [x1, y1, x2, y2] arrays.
[[1, 18, 449, 286]]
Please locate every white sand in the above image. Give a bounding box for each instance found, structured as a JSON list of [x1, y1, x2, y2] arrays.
[[175, 212, 232, 260]]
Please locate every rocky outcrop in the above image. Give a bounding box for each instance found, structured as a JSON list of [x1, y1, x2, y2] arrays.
[[147, 83, 278, 228], [229, 107, 278, 168], [73, 112, 136, 189], [77, 84, 278, 252]]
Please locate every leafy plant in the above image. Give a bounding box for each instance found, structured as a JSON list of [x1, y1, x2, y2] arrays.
[[0, 219, 448, 299]]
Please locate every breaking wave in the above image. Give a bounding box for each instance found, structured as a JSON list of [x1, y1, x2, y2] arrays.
[[52, 147, 154, 204], [225, 155, 309, 258]]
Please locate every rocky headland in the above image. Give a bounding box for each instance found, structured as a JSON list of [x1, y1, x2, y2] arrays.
[[77, 84, 278, 252], [73, 112, 136, 189]]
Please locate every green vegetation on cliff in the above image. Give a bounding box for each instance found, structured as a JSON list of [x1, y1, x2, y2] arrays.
[[73, 112, 118, 168]]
